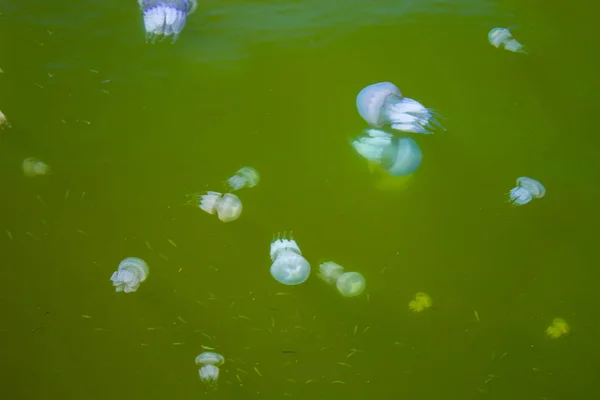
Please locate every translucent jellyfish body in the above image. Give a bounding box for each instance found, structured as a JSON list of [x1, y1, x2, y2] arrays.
[[488, 28, 527, 54], [195, 352, 224, 388], [138, 0, 197, 43], [546, 318, 569, 339], [226, 166, 260, 191], [0, 108, 10, 128], [318, 262, 366, 297], [318, 261, 345, 284], [508, 177, 545, 206], [356, 82, 442, 134], [270, 235, 311, 285], [22, 157, 50, 177], [110, 257, 149, 293], [197, 191, 242, 222], [352, 129, 422, 177], [409, 292, 432, 312]]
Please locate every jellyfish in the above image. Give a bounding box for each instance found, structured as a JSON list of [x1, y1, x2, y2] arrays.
[[356, 82, 442, 134], [138, 0, 197, 43], [546, 318, 569, 339], [409, 292, 432, 312], [352, 129, 422, 177], [226, 167, 260, 191], [110, 257, 149, 293], [270, 234, 311, 285], [336, 272, 366, 297], [508, 177, 545, 206], [0, 108, 10, 128], [196, 191, 242, 222], [22, 157, 50, 177], [318, 261, 345, 284], [488, 28, 527, 54], [195, 352, 224, 388]]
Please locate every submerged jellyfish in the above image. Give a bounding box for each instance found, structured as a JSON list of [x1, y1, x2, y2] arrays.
[[356, 82, 442, 134], [270, 234, 311, 285], [0, 108, 10, 129], [195, 352, 224, 388], [318, 261, 345, 284], [22, 157, 50, 177], [226, 167, 260, 191], [546, 318, 569, 339], [196, 191, 242, 222], [110, 257, 149, 293], [352, 129, 422, 177], [318, 262, 365, 297], [508, 177, 545, 206], [488, 28, 527, 54], [409, 292, 432, 312], [138, 0, 197, 43]]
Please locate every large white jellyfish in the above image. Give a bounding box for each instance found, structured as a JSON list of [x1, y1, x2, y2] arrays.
[[318, 262, 365, 297], [356, 82, 442, 134], [226, 167, 260, 191], [22, 157, 50, 177], [196, 191, 242, 222], [270, 234, 311, 285], [195, 352, 224, 389], [488, 28, 527, 54], [138, 0, 197, 43], [352, 129, 422, 177], [508, 177, 545, 206], [110, 257, 149, 293]]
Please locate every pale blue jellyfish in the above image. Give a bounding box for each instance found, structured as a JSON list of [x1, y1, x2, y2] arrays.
[[226, 167, 260, 191], [352, 129, 422, 176], [318, 262, 365, 297], [270, 234, 311, 285], [110, 257, 149, 293], [196, 191, 243, 222], [195, 352, 224, 389], [508, 177, 545, 206], [138, 0, 197, 43], [356, 82, 442, 134]]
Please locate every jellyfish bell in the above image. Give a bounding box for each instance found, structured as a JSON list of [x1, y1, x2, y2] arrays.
[[546, 318, 569, 339], [226, 166, 260, 191], [195, 352, 224, 367], [138, 0, 197, 43], [196, 191, 243, 222], [318, 261, 345, 285], [195, 352, 224, 388], [270, 235, 311, 285], [0, 108, 10, 129], [356, 82, 442, 134], [508, 176, 545, 206], [336, 272, 366, 297], [110, 257, 149, 293], [22, 157, 50, 177], [488, 27, 527, 54]]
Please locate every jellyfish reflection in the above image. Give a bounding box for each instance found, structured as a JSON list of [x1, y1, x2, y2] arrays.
[[22, 157, 50, 177], [226, 166, 260, 191], [356, 82, 442, 134], [488, 28, 526, 54], [409, 292, 432, 312], [110, 257, 149, 293], [318, 262, 366, 297], [270, 234, 311, 285], [508, 177, 545, 206], [195, 191, 242, 222], [195, 352, 224, 388], [138, 0, 197, 43]]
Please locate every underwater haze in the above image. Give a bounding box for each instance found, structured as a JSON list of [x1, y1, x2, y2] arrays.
[[1, 0, 599, 399]]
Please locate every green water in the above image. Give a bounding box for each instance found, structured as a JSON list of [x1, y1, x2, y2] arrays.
[[1, 0, 599, 399]]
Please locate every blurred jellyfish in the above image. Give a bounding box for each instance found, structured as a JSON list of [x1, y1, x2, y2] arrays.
[[352, 129, 422, 177], [318, 261, 345, 284], [409, 292, 432, 312], [110, 257, 149, 293], [336, 272, 366, 297], [508, 177, 545, 206], [356, 82, 442, 134], [22, 157, 50, 177], [488, 28, 527, 54], [226, 167, 260, 191], [138, 0, 197, 43], [195, 352, 224, 388], [0, 108, 10, 129], [546, 318, 569, 339], [196, 191, 242, 222], [270, 234, 311, 285]]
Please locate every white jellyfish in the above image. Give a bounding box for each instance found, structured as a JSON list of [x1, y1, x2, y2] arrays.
[[138, 0, 197, 43], [196, 191, 242, 222], [356, 82, 442, 134], [270, 234, 311, 285], [318, 262, 365, 297], [226, 167, 260, 191], [22, 157, 50, 177], [508, 177, 545, 206], [488, 28, 527, 54], [195, 352, 224, 389], [0, 108, 10, 129], [110, 257, 149, 293]]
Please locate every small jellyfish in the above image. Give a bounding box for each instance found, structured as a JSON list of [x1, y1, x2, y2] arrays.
[[352, 129, 422, 177], [22, 157, 50, 177], [138, 0, 197, 43], [409, 292, 432, 312], [270, 234, 311, 285], [196, 191, 242, 222], [195, 352, 224, 389], [356, 82, 442, 134], [318, 261, 345, 284], [0, 108, 10, 129], [488, 28, 527, 54], [110, 257, 149, 293], [226, 166, 260, 191], [336, 272, 366, 297], [508, 177, 545, 206], [546, 318, 569, 339]]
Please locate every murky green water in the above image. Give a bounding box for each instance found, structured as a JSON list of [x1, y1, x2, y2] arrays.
[[1, 0, 599, 399]]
